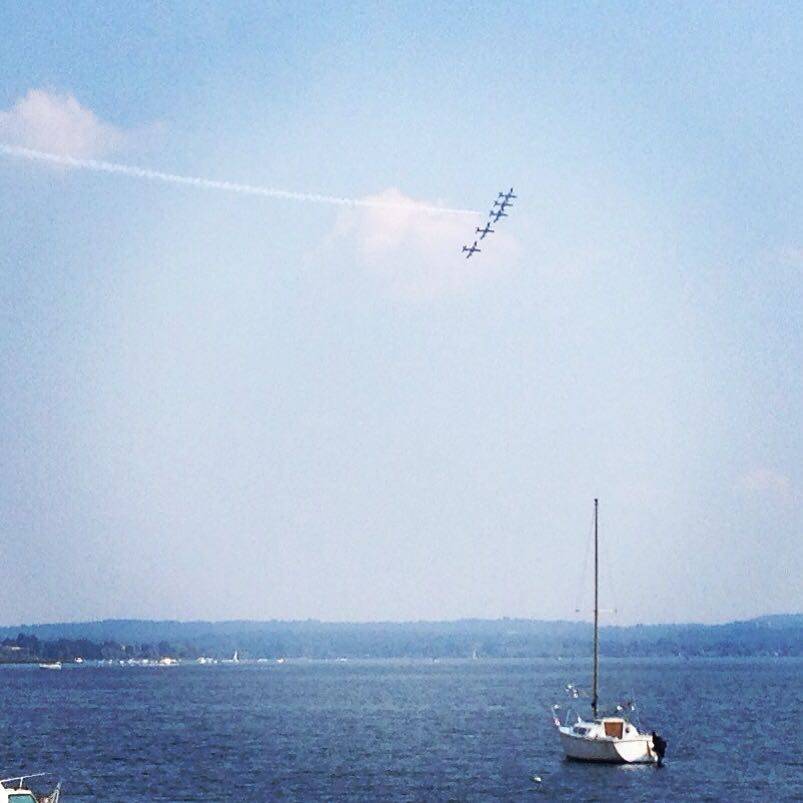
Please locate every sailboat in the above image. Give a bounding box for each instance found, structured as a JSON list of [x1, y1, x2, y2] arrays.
[[553, 499, 659, 764]]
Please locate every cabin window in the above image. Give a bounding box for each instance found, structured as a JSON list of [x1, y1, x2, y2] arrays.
[[604, 721, 624, 739], [573, 726, 589, 735], [9, 794, 38, 803]]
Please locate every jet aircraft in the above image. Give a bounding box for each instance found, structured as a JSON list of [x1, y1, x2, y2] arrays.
[[497, 187, 517, 203], [493, 197, 512, 211], [489, 208, 508, 223], [475, 223, 495, 240], [462, 241, 481, 258]]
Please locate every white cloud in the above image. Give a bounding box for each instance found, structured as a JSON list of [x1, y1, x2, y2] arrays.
[[737, 468, 794, 503], [333, 187, 520, 300], [0, 89, 136, 158]]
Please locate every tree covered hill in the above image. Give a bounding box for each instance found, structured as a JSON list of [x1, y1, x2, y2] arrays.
[[0, 614, 800, 662]]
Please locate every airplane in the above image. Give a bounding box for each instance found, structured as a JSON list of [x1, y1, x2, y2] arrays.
[[489, 208, 508, 223], [497, 187, 517, 203], [493, 197, 512, 210], [462, 241, 481, 258], [475, 223, 495, 240]]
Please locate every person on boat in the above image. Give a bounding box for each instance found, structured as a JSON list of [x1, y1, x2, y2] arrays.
[[652, 731, 667, 766]]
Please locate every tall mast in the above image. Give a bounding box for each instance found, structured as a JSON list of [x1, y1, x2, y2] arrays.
[[592, 498, 599, 719]]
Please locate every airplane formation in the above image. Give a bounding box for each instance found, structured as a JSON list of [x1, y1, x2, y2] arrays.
[[462, 187, 516, 258]]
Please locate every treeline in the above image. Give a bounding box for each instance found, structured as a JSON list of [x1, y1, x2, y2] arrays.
[[0, 614, 799, 662], [0, 633, 201, 663]]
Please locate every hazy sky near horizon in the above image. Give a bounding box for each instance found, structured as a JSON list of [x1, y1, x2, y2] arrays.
[[1, 2, 800, 626]]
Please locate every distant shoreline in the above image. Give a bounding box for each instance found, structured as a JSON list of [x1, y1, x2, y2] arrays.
[[1, 655, 801, 667], [2, 614, 800, 663]]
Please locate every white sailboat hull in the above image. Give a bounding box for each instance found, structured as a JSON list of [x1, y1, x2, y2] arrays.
[[558, 724, 656, 764]]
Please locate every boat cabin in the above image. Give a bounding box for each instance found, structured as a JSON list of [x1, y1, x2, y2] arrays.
[[603, 718, 625, 739], [0, 776, 59, 803], [0, 788, 38, 803], [570, 717, 639, 740]]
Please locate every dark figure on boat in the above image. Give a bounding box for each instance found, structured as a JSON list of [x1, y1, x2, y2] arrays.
[[652, 731, 667, 766]]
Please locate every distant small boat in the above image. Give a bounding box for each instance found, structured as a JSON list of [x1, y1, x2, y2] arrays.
[[38, 662, 62, 670], [553, 500, 661, 764]]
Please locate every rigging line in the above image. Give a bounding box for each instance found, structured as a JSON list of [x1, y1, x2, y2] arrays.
[[601, 506, 621, 621], [572, 505, 595, 619], [0, 144, 481, 217], [629, 689, 643, 730]]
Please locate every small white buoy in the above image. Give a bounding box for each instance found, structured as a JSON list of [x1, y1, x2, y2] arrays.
[[532, 775, 542, 783]]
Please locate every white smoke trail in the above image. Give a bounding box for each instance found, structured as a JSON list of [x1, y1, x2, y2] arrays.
[[0, 143, 480, 216]]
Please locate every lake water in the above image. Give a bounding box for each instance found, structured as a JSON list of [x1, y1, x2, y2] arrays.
[[2, 657, 800, 801]]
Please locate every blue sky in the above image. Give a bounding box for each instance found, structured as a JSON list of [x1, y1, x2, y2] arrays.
[[0, 2, 800, 625]]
